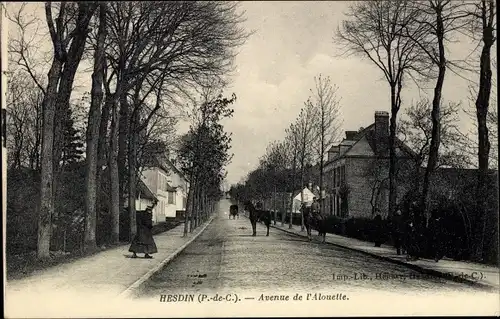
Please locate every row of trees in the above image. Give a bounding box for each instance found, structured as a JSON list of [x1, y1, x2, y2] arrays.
[[178, 90, 236, 235], [230, 74, 343, 230], [231, 0, 497, 262], [6, 1, 248, 259], [336, 0, 497, 262]]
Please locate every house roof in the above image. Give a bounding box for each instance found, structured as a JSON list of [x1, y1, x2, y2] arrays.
[[156, 157, 189, 184], [165, 157, 189, 182], [327, 122, 417, 164], [165, 183, 177, 192], [137, 179, 158, 201], [291, 186, 320, 199]]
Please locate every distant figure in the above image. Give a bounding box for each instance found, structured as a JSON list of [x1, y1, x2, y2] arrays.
[[302, 200, 327, 243], [372, 211, 383, 247], [129, 205, 157, 259], [301, 203, 314, 241], [311, 197, 320, 216], [428, 206, 450, 262], [405, 218, 420, 261], [229, 204, 239, 219], [392, 209, 404, 255]]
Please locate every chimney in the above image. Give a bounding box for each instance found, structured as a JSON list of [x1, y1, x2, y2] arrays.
[[374, 111, 389, 155], [345, 131, 357, 140], [327, 145, 339, 161]]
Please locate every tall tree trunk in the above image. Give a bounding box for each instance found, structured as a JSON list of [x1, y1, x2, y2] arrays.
[[388, 84, 398, 221], [205, 193, 209, 221], [472, 0, 495, 262], [95, 93, 112, 222], [281, 194, 286, 226], [127, 111, 139, 240], [197, 182, 202, 228], [300, 163, 305, 231], [421, 12, 446, 227], [118, 90, 129, 227], [273, 183, 277, 225], [38, 59, 63, 259], [109, 98, 120, 243], [84, 2, 106, 252], [52, 3, 97, 223], [289, 160, 297, 229], [319, 156, 324, 215], [191, 182, 198, 230], [197, 184, 203, 227], [184, 173, 194, 236]]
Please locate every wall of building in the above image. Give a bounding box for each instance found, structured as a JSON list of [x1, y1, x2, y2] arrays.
[[141, 168, 159, 194], [324, 158, 347, 217], [124, 197, 160, 224], [141, 167, 178, 219], [345, 157, 390, 218], [175, 187, 187, 212]]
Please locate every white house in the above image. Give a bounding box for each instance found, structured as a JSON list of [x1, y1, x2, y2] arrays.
[[291, 186, 317, 213], [140, 158, 189, 224], [135, 179, 158, 212]]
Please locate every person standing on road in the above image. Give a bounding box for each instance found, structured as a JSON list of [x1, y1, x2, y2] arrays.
[[372, 211, 383, 247], [311, 197, 320, 216], [391, 209, 404, 255], [429, 206, 448, 262], [129, 204, 158, 259]]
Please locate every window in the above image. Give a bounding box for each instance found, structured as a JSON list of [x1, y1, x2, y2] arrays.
[[329, 196, 333, 215], [336, 194, 340, 216], [158, 174, 164, 191], [158, 173, 171, 192], [168, 191, 175, 204]]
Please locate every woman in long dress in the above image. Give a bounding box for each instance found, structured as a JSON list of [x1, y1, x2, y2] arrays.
[[129, 205, 158, 259]]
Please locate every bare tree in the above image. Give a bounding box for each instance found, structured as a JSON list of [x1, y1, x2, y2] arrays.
[[32, 2, 90, 259], [399, 0, 471, 224], [84, 2, 107, 252], [466, 0, 497, 262], [398, 98, 473, 188], [102, 1, 249, 241], [364, 158, 390, 216], [52, 3, 98, 180], [308, 74, 342, 216], [284, 123, 300, 229], [7, 3, 48, 94], [260, 140, 291, 225], [5, 72, 43, 170], [336, 0, 432, 219], [136, 108, 179, 173], [293, 98, 318, 230]]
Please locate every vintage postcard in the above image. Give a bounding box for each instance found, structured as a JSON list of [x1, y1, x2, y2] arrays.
[[2, 1, 499, 318]]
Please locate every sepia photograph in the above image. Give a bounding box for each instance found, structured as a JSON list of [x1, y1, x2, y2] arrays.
[[1, 0, 499, 317]]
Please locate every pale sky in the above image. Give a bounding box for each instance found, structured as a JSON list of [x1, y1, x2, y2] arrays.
[[6, 1, 497, 186], [222, 1, 496, 185]]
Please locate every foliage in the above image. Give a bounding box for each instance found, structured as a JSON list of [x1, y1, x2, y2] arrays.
[[178, 93, 235, 193]]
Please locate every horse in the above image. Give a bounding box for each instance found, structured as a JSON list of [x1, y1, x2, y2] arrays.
[[301, 204, 327, 243], [229, 204, 239, 219], [243, 201, 271, 236]]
